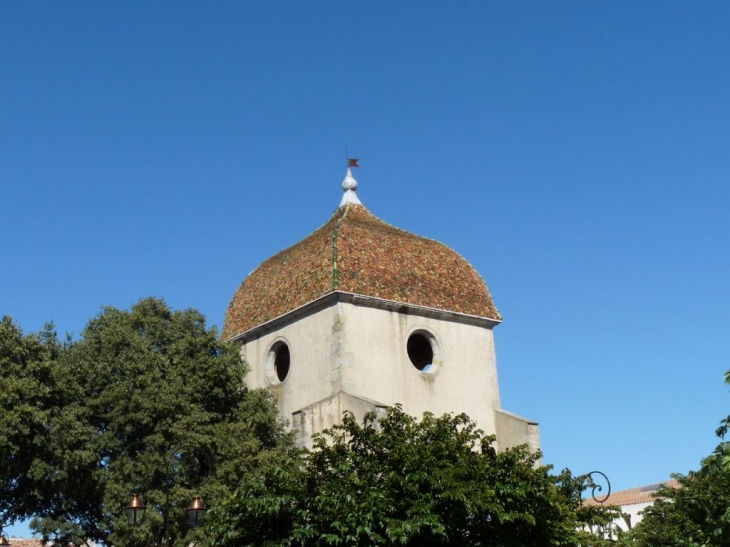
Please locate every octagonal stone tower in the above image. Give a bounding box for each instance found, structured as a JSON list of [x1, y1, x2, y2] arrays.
[[223, 167, 539, 450]]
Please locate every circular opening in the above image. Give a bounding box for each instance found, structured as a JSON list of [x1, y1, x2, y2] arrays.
[[273, 342, 290, 382], [407, 333, 433, 371]]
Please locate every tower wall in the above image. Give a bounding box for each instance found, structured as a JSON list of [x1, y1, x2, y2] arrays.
[[238, 298, 531, 448], [338, 303, 501, 436]]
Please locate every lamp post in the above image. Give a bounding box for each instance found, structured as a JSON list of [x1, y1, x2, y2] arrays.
[[585, 470, 617, 541], [586, 470, 612, 505], [120, 442, 213, 547]]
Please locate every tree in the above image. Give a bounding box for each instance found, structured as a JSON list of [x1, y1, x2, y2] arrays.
[[620, 468, 730, 547], [0, 316, 62, 530], [209, 405, 613, 547], [619, 371, 730, 547], [1, 298, 295, 547]]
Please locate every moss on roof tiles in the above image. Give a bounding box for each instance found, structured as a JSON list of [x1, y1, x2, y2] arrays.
[[223, 203, 501, 340]]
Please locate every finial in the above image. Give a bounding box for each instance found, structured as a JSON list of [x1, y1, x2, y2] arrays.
[[340, 158, 362, 207]]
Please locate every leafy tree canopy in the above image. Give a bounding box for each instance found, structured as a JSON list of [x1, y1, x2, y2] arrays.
[[0, 316, 62, 529], [1, 298, 295, 547], [621, 467, 730, 547], [619, 371, 730, 547], [210, 405, 614, 547]]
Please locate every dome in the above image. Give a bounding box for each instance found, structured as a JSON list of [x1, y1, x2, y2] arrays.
[[223, 176, 501, 341]]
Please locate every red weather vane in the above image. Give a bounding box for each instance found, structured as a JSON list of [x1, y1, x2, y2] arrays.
[[345, 147, 359, 168]]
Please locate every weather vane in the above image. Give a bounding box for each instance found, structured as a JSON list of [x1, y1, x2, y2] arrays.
[[345, 147, 359, 168]]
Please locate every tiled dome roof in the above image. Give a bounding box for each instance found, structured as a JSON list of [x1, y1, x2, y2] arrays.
[[223, 201, 501, 341]]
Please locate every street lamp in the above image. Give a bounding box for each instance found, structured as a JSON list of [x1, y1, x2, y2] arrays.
[[585, 471, 618, 541], [120, 442, 213, 545], [125, 492, 147, 526], [123, 493, 208, 528], [186, 497, 206, 528]]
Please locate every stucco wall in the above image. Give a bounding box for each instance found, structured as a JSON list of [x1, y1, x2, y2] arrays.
[[494, 408, 540, 452], [239, 301, 338, 419], [339, 303, 501, 437], [239, 298, 538, 450], [291, 392, 388, 448]]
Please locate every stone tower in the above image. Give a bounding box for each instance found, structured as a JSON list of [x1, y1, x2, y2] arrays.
[[223, 167, 539, 450]]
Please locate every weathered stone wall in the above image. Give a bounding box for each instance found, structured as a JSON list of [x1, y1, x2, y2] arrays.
[[239, 297, 539, 450]]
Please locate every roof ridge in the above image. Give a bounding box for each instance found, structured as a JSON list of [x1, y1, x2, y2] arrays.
[[332, 204, 353, 289]]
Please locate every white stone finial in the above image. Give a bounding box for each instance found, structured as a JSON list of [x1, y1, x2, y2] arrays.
[[340, 168, 362, 207], [342, 168, 358, 191]]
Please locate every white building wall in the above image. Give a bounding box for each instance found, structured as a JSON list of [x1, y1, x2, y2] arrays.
[[239, 298, 534, 449], [339, 303, 501, 437], [240, 302, 338, 418]]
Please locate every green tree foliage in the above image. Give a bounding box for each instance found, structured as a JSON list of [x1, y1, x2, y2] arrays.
[[210, 405, 613, 547], [0, 316, 62, 529], [621, 468, 730, 547], [713, 369, 730, 442], [619, 371, 730, 547], [1, 298, 295, 547]]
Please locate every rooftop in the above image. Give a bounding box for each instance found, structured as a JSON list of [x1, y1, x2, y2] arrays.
[[223, 170, 500, 340], [583, 479, 681, 507]]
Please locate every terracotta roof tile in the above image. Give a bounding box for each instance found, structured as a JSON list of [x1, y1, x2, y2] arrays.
[[7, 539, 83, 547], [223, 204, 500, 340], [7, 540, 44, 547], [583, 479, 680, 507]]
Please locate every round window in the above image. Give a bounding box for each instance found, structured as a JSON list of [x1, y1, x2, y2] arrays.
[[272, 341, 290, 382], [407, 332, 434, 371]]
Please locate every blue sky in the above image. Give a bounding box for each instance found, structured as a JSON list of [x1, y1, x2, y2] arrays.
[[3, 1, 730, 535]]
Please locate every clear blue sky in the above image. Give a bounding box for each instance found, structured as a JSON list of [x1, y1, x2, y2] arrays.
[[3, 1, 729, 536]]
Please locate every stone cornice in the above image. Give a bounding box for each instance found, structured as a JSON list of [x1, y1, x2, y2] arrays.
[[226, 290, 500, 344]]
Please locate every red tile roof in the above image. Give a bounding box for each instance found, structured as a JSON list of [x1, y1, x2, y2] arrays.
[[223, 203, 501, 340], [583, 479, 680, 507], [7, 540, 44, 547]]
